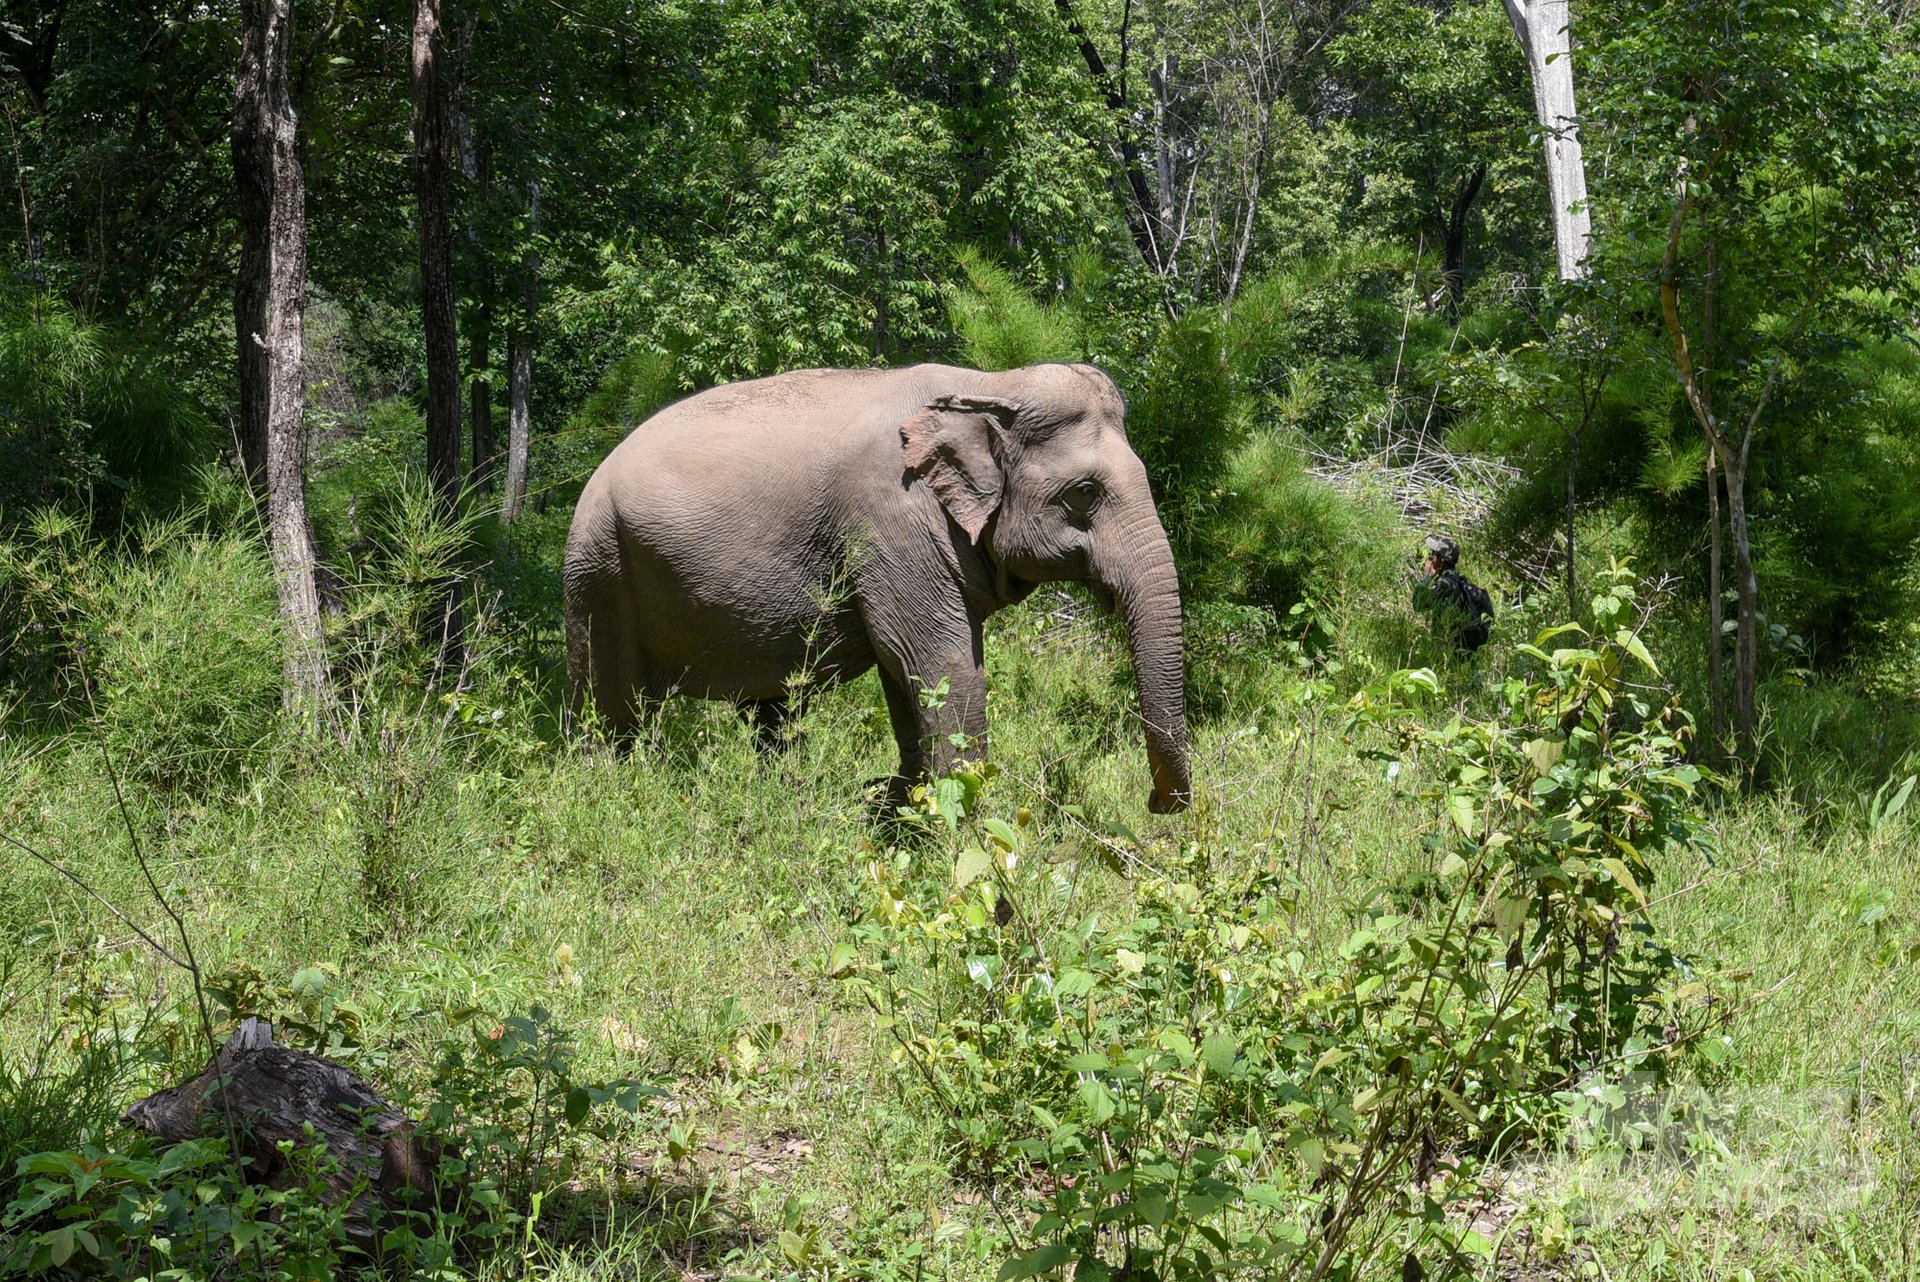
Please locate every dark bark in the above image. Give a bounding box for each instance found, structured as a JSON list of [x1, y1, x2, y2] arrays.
[[411, 0, 461, 506], [1053, 0, 1166, 273], [124, 1020, 446, 1250], [1438, 164, 1487, 319], [233, 0, 327, 712], [468, 297, 492, 493]]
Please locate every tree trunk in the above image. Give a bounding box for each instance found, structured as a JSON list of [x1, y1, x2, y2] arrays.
[[1440, 165, 1488, 319], [411, 0, 460, 505], [500, 181, 538, 524], [1706, 447, 1726, 745], [1723, 451, 1758, 760], [234, 0, 327, 714], [468, 297, 492, 493], [1502, 0, 1592, 280]]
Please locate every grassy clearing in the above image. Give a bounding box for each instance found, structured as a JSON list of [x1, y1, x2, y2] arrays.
[[2, 520, 1918, 1280]]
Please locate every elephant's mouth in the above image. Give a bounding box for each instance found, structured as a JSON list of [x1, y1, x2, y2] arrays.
[[1089, 582, 1117, 615]]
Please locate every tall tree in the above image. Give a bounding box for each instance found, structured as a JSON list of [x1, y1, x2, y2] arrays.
[[233, 0, 327, 710], [1595, 0, 1919, 762], [1502, 0, 1591, 279], [410, 0, 461, 504], [500, 179, 536, 524], [1058, 0, 1360, 310], [1329, 0, 1536, 316]]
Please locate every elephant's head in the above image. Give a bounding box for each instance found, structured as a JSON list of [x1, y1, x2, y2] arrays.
[[899, 363, 1191, 813]]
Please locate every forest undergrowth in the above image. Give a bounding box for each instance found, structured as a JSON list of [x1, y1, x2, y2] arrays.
[[2, 484, 1918, 1282]]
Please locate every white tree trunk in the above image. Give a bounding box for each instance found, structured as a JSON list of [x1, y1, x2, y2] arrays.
[[1503, 0, 1592, 280], [500, 180, 537, 524], [234, 0, 328, 715]]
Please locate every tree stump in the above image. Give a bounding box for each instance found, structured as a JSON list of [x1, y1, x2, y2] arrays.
[[123, 1018, 444, 1248]]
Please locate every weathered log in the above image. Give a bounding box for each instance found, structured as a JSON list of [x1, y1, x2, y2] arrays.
[[122, 1019, 444, 1247]]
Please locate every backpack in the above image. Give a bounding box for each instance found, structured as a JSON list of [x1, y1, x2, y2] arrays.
[[1425, 570, 1494, 651], [1456, 580, 1493, 650]]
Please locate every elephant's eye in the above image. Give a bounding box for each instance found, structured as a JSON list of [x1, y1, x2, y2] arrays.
[[1058, 479, 1102, 516]]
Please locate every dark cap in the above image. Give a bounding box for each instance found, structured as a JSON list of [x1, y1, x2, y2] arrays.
[[1423, 535, 1459, 565]]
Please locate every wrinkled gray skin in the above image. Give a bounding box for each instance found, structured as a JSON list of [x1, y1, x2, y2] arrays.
[[564, 362, 1190, 813]]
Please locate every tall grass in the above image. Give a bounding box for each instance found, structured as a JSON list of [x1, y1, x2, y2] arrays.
[[2, 475, 1918, 1278]]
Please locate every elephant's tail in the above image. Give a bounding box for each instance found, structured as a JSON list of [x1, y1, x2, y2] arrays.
[[561, 516, 597, 741]]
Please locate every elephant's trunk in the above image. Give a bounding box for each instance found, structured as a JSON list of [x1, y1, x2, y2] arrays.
[[1096, 504, 1192, 813]]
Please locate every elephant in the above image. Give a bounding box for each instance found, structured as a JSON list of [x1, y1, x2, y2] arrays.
[[562, 361, 1191, 813]]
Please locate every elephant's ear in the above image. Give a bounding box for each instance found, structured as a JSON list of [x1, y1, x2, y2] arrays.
[[899, 394, 1020, 544]]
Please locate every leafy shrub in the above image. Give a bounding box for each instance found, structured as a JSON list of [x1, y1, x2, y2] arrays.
[[1203, 432, 1407, 622], [0, 504, 281, 791], [0, 292, 212, 532], [840, 571, 1729, 1280]]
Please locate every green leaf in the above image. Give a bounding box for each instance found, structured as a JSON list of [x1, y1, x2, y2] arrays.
[[1494, 896, 1530, 941], [1617, 630, 1661, 675], [564, 1085, 591, 1127], [1078, 1078, 1117, 1124], [1201, 1031, 1238, 1078], [1113, 948, 1146, 975], [1599, 857, 1648, 907], [826, 941, 858, 979], [290, 966, 329, 1005], [954, 846, 992, 888], [1522, 736, 1565, 774], [982, 817, 1020, 851], [997, 1242, 1074, 1281], [1445, 792, 1475, 837]]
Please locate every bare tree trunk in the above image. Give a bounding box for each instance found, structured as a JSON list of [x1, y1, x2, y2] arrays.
[[411, 0, 464, 668], [411, 0, 461, 505], [501, 329, 531, 521], [1440, 164, 1488, 318], [500, 181, 537, 524], [1722, 451, 1758, 759], [1502, 0, 1592, 280], [234, 0, 327, 714], [468, 297, 492, 493], [1706, 447, 1726, 744]]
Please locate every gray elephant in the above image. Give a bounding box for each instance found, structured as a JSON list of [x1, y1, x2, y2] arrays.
[[563, 362, 1190, 813]]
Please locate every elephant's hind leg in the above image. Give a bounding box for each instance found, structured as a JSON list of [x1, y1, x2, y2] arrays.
[[740, 697, 793, 752], [574, 593, 652, 748]]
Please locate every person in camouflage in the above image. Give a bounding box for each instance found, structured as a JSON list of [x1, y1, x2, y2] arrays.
[[1412, 534, 1493, 651]]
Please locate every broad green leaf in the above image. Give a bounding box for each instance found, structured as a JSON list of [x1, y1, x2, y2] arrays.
[[1445, 791, 1475, 837], [1494, 896, 1530, 941], [997, 1242, 1074, 1281], [1201, 1031, 1238, 1078], [1599, 856, 1648, 907], [1523, 736, 1564, 774], [953, 846, 992, 888], [1617, 629, 1661, 674]]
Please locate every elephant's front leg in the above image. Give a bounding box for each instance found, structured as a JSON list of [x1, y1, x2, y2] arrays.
[[876, 647, 990, 800]]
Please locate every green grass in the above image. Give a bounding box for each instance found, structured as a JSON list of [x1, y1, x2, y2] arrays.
[[2, 526, 1919, 1280]]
